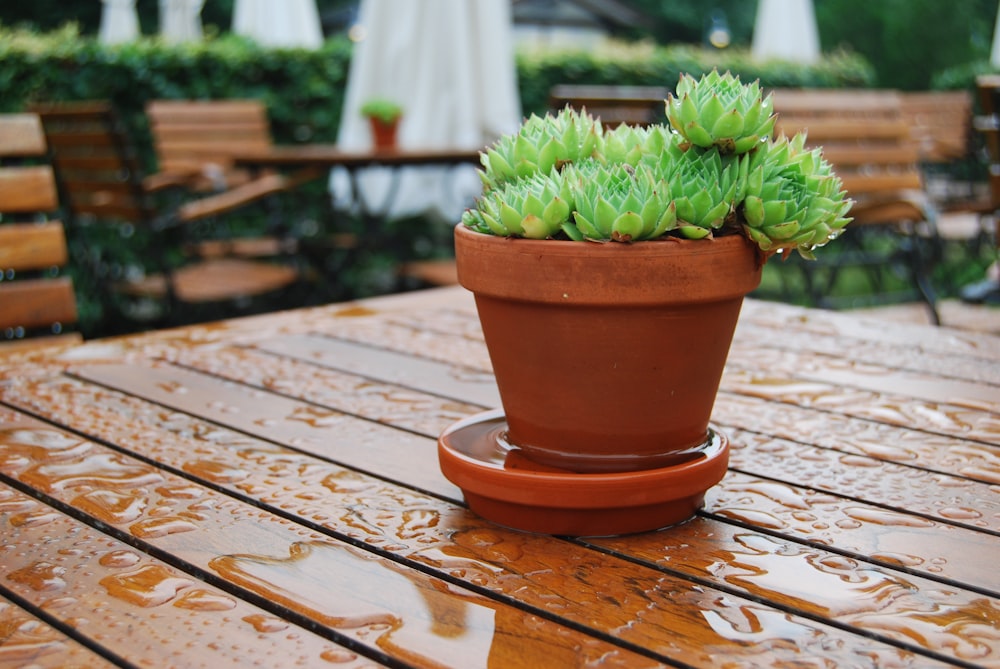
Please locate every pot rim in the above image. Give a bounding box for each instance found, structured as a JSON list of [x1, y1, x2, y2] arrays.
[[454, 223, 764, 306]]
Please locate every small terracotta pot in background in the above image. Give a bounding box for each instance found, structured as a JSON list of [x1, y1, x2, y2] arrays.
[[368, 117, 399, 151]]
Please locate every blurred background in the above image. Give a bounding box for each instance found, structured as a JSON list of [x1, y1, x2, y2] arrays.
[[2, 0, 999, 339]]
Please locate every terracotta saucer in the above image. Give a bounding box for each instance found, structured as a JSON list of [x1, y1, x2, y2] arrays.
[[437, 409, 730, 536]]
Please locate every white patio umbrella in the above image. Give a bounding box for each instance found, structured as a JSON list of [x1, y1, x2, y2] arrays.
[[160, 0, 204, 44], [232, 0, 323, 49], [333, 0, 521, 221], [99, 0, 140, 45], [751, 0, 821, 64]]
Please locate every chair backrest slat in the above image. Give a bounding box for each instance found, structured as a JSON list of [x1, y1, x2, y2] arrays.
[[0, 114, 47, 158], [771, 89, 926, 210], [0, 112, 79, 343], [147, 100, 273, 177]]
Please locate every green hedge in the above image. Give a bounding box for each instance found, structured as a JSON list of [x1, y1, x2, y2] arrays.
[[1, 26, 875, 164], [516, 42, 876, 116], [0, 25, 352, 172]]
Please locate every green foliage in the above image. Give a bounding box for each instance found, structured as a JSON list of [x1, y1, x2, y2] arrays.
[[516, 41, 875, 117], [359, 98, 403, 123], [464, 71, 852, 257], [0, 25, 352, 171], [814, 0, 997, 90]]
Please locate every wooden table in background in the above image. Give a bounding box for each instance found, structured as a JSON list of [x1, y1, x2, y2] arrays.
[[0, 287, 998, 668], [233, 144, 482, 228]]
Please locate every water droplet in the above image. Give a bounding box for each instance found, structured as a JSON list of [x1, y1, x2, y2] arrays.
[[181, 460, 249, 484], [173, 589, 237, 611], [243, 613, 289, 633], [100, 564, 194, 607], [7, 562, 67, 592], [319, 647, 358, 663], [129, 517, 198, 539], [842, 507, 936, 528], [72, 490, 147, 524], [20, 452, 163, 493], [938, 507, 982, 521], [100, 550, 142, 568], [715, 508, 788, 530]]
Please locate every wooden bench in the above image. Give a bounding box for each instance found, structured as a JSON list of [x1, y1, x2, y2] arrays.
[[899, 89, 974, 165], [32, 101, 306, 327], [0, 113, 80, 352], [770, 88, 943, 323], [548, 84, 669, 127]]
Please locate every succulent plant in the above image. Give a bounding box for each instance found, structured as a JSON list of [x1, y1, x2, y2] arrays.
[[665, 70, 776, 155], [565, 160, 676, 242], [479, 107, 603, 190], [740, 133, 853, 258], [359, 98, 403, 124], [463, 69, 851, 255], [463, 171, 574, 240], [656, 138, 744, 239]]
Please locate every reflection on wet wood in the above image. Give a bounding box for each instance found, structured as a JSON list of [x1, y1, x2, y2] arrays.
[[0, 485, 380, 669], [0, 393, 956, 666], [0, 593, 118, 668], [0, 411, 669, 667], [1, 286, 997, 668], [0, 385, 989, 666]]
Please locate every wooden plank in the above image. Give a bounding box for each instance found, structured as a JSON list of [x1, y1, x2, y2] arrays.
[[771, 89, 904, 114], [0, 593, 118, 668], [0, 484, 384, 668], [0, 113, 46, 158], [715, 391, 1000, 485], [289, 318, 1000, 450], [0, 278, 77, 330], [0, 408, 696, 668], [255, 333, 501, 407], [0, 166, 58, 212], [0, 222, 68, 271], [166, 344, 1000, 541], [0, 398, 954, 667], [588, 520, 1000, 667], [723, 428, 1000, 535], [70, 360, 462, 499], [738, 299, 1000, 361]]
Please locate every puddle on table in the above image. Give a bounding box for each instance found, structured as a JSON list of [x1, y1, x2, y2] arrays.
[[19, 452, 164, 493], [703, 533, 1000, 662], [210, 540, 497, 667], [99, 564, 195, 608]]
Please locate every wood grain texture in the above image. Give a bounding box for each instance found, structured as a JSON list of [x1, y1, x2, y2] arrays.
[[0, 287, 996, 668]]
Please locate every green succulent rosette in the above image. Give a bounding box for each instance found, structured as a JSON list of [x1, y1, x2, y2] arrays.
[[666, 69, 776, 155], [740, 133, 853, 258], [463, 71, 851, 254], [600, 123, 673, 168], [657, 139, 745, 239], [462, 170, 574, 240], [479, 107, 603, 190], [564, 160, 676, 242]]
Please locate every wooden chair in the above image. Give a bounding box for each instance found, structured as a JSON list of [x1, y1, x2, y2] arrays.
[[146, 98, 357, 291], [0, 113, 80, 351], [548, 85, 669, 128], [31, 101, 306, 329], [899, 90, 974, 165], [770, 88, 943, 323]]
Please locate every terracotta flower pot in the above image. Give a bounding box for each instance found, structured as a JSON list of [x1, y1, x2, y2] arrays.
[[438, 224, 764, 535], [368, 117, 399, 151]]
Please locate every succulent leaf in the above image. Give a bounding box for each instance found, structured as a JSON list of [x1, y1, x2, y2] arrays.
[[666, 69, 777, 155]]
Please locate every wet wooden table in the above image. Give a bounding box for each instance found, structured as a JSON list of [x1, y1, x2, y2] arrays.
[[0, 287, 998, 668]]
